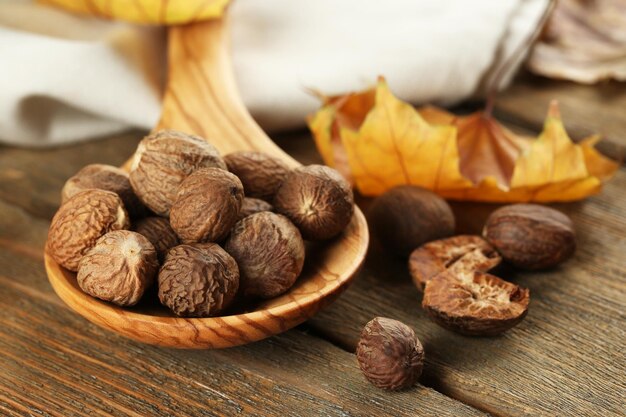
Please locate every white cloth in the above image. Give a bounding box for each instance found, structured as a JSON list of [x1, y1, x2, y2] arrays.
[[0, 0, 548, 147]]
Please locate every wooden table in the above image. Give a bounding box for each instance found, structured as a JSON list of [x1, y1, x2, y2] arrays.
[[1, 73, 624, 416]]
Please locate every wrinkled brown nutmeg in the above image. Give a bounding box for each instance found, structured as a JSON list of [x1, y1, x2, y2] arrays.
[[77, 231, 158, 306], [129, 130, 226, 216], [158, 243, 239, 317], [356, 317, 424, 390], [224, 151, 290, 201], [61, 164, 147, 219], [369, 186, 455, 256], [422, 270, 530, 336], [483, 204, 576, 270], [225, 212, 305, 299], [238, 198, 273, 221], [47, 189, 130, 271], [133, 217, 180, 262], [409, 235, 501, 291], [274, 165, 354, 240], [170, 168, 244, 243]]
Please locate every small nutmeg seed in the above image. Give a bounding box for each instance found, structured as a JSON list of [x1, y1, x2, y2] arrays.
[[238, 197, 273, 221], [170, 168, 244, 243], [274, 164, 354, 240], [224, 151, 290, 201], [409, 235, 501, 291], [369, 185, 455, 256], [158, 243, 239, 317], [225, 212, 305, 299], [62, 163, 147, 219], [129, 129, 227, 216], [483, 204, 576, 270], [47, 189, 130, 271], [133, 216, 180, 262], [356, 317, 424, 390], [77, 230, 158, 307]]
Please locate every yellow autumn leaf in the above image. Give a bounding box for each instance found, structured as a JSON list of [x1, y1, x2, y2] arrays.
[[308, 77, 619, 202]]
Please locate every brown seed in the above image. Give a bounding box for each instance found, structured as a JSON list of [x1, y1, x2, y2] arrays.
[[422, 270, 530, 336], [369, 186, 455, 256], [77, 231, 158, 307], [483, 204, 576, 270], [62, 164, 147, 219], [238, 198, 273, 221], [158, 243, 239, 317], [170, 168, 244, 243], [46, 189, 130, 271], [224, 151, 290, 201], [133, 217, 180, 262], [274, 165, 354, 240], [129, 129, 226, 216], [356, 317, 424, 390], [225, 212, 305, 299], [409, 235, 501, 291]]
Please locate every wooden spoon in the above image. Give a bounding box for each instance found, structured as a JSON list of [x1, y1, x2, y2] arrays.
[[45, 16, 369, 348]]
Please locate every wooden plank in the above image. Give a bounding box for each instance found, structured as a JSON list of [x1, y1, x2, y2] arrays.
[[0, 200, 484, 416]]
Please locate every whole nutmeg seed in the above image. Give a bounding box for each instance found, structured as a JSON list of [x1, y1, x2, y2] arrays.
[[274, 164, 354, 240], [62, 164, 147, 219], [170, 168, 244, 243], [238, 197, 273, 221], [225, 212, 305, 299], [356, 317, 424, 390], [224, 151, 290, 201], [77, 231, 158, 306], [129, 129, 227, 216], [422, 270, 530, 336], [369, 186, 455, 256], [483, 204, 576, 270], [47, 189, 130, 271], [133, 217, 180, 262], [409, 235, 501, 291], [158, 243, 239, 317]]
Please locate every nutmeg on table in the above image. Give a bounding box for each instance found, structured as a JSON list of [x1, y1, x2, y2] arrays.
[[46, 129, 355, 318]]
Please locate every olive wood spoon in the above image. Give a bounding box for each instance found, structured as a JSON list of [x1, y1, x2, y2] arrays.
[[45, 16, 369, 349]]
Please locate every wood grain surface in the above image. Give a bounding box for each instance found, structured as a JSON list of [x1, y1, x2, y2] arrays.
[[1, 73, 625, 416]]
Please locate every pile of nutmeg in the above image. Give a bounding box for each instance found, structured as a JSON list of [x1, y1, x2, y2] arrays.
[[46, 129, 354, 317]]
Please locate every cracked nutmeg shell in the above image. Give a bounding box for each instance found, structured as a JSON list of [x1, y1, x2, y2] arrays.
[[47, 189, 130, 271], [237, 197, 273, 221], [409, 235, 501, 291], [356, 317, 424, 390], [170, 168, 244, 243], [369, 186, 455, 257], [129, 129, 227, 216], [273, 164, 354, 240], [77, 230, 158, 306], [158, 243, 239, 317], [225, 212, 305, 299], [61, 163, 147, 219], [224, 151, 290, 201], [422, 270, 530, 336], [483, 204, 576, 270], [133, 217, 180, 262]]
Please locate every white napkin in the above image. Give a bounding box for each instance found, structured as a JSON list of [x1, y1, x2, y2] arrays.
[[0, 0, 548, 147]]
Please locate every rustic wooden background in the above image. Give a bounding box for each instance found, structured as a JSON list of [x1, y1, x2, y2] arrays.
[[0, 73, 624, 416]]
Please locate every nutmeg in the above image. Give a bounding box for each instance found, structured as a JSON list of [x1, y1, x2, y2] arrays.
[[238, 197, 273, 221], [170, 168, 244, 243], [483, 204, 576, 270], [62, 164, 146, 219], [274, 165, 354, 240], [356, 317, 424, 390], [369, 186, 455, 256], [225, 212, 305, 299], [133, 216, 180, 262], [129, 129, 227, 216], [77, 230, 158, 306], [224, 151, 290, 201], [158, 243, 239, 317], [47, 189, 130, 271]]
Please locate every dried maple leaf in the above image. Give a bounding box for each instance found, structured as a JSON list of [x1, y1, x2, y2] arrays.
[[308, 77, 618, 202]]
